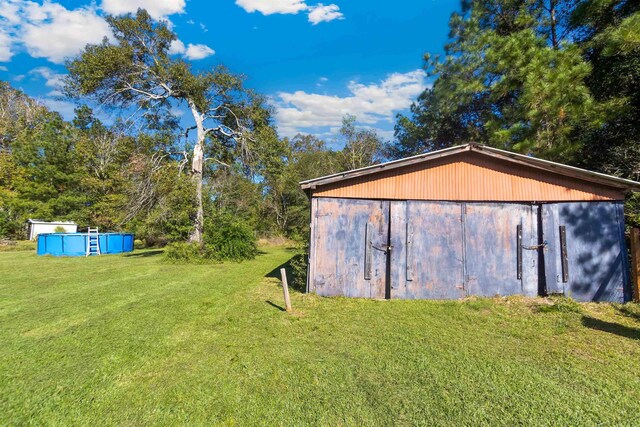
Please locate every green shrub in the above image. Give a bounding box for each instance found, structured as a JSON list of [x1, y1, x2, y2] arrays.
[[288, 253, 308, 292], [53, 226, 66, 233], [164, 242, 207, 263], [204, 214, 257, 261], [164, 215, 258, 263]]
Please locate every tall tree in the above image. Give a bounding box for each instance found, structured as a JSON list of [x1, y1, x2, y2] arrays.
[[338, 115, 384, 170], [393, 0, 605, 161], [261, 134, 341, 238], [66, 9, 267, 244], [570, 0, 640, 177]]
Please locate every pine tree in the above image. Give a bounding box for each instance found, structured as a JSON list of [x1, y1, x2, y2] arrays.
[[392, 0, 607, 161]]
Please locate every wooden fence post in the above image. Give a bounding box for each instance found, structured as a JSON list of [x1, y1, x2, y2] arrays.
[[631, 228, 640, 302], [280, 268, 292, 312]]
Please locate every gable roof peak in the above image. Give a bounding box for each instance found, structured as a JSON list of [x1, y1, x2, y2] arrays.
[[300, 143, 640, 192]]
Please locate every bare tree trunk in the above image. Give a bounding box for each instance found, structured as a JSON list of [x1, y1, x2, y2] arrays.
[[188, 99, 205, 245], [547, 0, 558, 49]]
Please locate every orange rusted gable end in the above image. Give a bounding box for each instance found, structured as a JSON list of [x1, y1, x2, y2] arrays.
[[301, 144, 638, 202], [312, 151, 624, 201]]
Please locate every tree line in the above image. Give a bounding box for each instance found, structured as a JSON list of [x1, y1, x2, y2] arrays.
[[0, 82, 381, 247], [1, 0, 639, 250]]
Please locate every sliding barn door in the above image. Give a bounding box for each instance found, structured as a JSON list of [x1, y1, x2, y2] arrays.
[[541, 202, 630, 302], [390, 201, 465, 299], [311, 198, 389, 298], [390, 201, 539, 299], [463, 203, 539, 297]]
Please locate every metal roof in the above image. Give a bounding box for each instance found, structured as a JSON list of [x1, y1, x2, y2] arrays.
[[299, 143, 640, 191], [27, 219, 78, 225]]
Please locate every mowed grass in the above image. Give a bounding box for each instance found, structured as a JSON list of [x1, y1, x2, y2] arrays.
[[1, 247, 640, 426]]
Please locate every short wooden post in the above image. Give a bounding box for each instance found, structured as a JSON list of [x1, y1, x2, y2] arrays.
[[280, 268, 292, 312], [631, 228, 640, 302]]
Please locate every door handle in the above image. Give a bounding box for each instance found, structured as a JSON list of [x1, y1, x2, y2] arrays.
[[372, 244, 392, 253], [521, 240, 548, 250]]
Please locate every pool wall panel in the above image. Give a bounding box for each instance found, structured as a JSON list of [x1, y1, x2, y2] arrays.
[[37, 233, 135, 256]]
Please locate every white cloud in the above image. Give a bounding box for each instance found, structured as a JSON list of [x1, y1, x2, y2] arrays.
[[100, 0, 186, 20], [0, 1, 213, 65], [0, 1, 112, 64], [40, 98, 77, 120], [0, 29, 13, 62], [169, 39, 186, 55], [184, 44, 215, 60], [0, 1, 21, 24], [275, 70, 427, 136], [308, 4, 343, 24], [0, 65, 8, 71], [236, 0, 308, 15], [236, 0, 343, 24], [29, 66, 66, 95], [22, 6, 111, 64], [169, 39, 215, 60]]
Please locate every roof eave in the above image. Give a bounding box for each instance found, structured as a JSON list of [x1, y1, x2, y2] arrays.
[[475, 145, 640, 191], [299, 144, 472, 189]]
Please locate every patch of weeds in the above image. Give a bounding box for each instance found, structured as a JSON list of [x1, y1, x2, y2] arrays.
[[163, 242, 219, 264], [536, 296, 583, 314], [0, 240, 36, 252], [463, 296, 495, 311], [288, 253, 308, 292]]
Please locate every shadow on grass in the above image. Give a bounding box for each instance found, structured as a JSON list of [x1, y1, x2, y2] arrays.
[[614, 305, 640, 322], [581, 316, 640, 340], [265, 254, 306, 293], [124, 250, 164, 258], [266, 300, 286, 312]]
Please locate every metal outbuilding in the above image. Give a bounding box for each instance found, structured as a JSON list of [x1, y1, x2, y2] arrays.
[[301, 144, 640, 302]]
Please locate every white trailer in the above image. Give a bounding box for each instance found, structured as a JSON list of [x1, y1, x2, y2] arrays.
[[27, 220, 78, 240]]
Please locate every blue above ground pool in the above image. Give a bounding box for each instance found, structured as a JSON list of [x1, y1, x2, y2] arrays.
[[37, 233, 134, 256]]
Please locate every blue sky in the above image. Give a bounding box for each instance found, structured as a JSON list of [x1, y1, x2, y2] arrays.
[[0, 0, 457, 145]]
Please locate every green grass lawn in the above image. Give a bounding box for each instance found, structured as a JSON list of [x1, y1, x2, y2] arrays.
[[1, 246, 640, 426]]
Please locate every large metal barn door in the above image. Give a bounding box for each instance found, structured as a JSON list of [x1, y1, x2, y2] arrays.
[[311, 198, 390, 298], [390, 201, 465, 299], [541, 202, 630, 302], [463, 203, 539, 297]]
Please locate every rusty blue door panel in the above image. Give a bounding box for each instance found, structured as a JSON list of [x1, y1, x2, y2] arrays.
[[541, 204, 562, 294], [312, 198, 389, 298], [545, 202, 630, 302], [389, 201, 407, 296], [464, 203, 538, 297], [391, 201, 465, 299]]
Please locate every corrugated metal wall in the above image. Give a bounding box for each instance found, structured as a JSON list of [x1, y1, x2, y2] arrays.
[[310, 197, 630, 302], [312, 152, 624, 201]]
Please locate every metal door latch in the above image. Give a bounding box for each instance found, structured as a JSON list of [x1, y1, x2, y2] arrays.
[[521, 240, 548, 251], [372, 244, 393, 253]]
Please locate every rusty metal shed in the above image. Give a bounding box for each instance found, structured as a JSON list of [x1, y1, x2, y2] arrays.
[[301, 144, 640, 302]]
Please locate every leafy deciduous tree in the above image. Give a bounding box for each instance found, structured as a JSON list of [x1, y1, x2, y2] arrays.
[[66, 9, 268, 244]]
